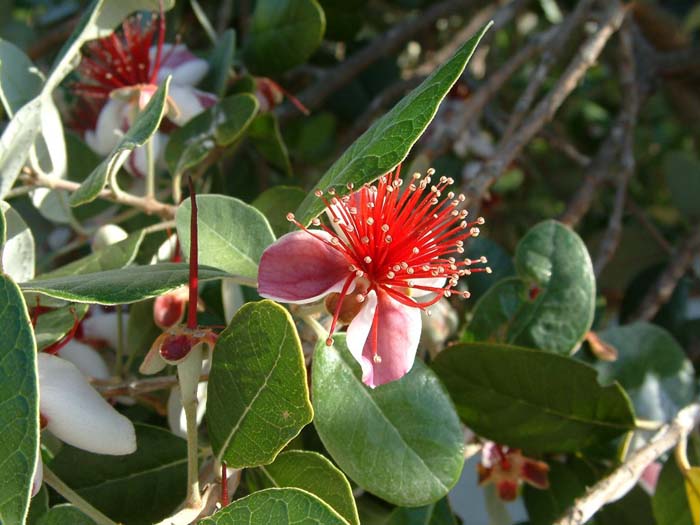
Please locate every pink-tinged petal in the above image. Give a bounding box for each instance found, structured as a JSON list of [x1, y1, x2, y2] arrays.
[[31, 458, 43, 497], [58, 340, 110, 380], [168, 85, 213, 125], [520, 458, 550, 489], [258, 230, 353, 304], [345, 291, 377, 383], [81, 307, 129, 350], [152, 44, 209, 85], [195, 89, 217, 109], [347, 290, 421, 388], [87, 99, 126, 154], [410, 277, 447, 298], [140, 332, 169, 375], [639, 461, 662, 495], [38, 354, 136, 455]]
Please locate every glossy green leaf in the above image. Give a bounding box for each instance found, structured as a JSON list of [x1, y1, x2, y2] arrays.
[[252, 186, 306, 237], [243, 0, 326, 75], [248, 113, 292, 176], [176, 195, 275, 283], [199, 487, 348, 524], [594, 322, 695, 422], [431, 343, 635, 452], [165, 93, 258, 176], [37, 229, 145, 280], [70, 77, 171, 206], [34, 303, 89, 350], [49, 424, 187, 525], [663, 151, 700, 221], [295, 23, 491, 224], [313, 336, 464, 506], [0, 200, 35, 282], [387, 497, 456, 525], [256, 450, 359, 525], [20, 263, 230, 304], [469, 220, 596, 355], [207, 300, 313, 468], [0, 274, 39, 525], [36, 505, 96, 525]]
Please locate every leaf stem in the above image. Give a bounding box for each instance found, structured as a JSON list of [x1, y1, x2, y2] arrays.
[[43, 466, 119, 525], [301, 315, 326, 342], [635, 418, 663, 431], [178, 345, 204, 509], [187, 177, 198, 330], [146, 137, 156, 199], [114, 304, 124, 376]]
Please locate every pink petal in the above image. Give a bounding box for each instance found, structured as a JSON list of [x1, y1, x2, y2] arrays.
[[32, 458, 43, 497], [346, 289, 421, 388], [410, 276, 447, 298], [258, 230, 353, 304], [152, 44, 209, 86], [639, 461, 662, 495]]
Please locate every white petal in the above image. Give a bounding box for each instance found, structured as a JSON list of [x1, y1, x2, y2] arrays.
[[58, 340, 110, 380], [167, 382, 208, 438], [38, 354, 136, 455], [345, 290, 377, 383], [124, 132, 165, 178], [152, 44, 209, 85], [410, 277, 447, 298], [168, 85, 205, 125], [81, 308, 129, 350], [150, 233, 179, 264], [89, 99, 127, 155], [32, 458, 43, 497], [91, 224, 128, 252]]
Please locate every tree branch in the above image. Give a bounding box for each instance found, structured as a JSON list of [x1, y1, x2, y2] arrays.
[[555, 403, 700, 525]]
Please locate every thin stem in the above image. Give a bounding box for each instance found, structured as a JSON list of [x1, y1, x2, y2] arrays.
[[635, 418, 664, 431], [221, 461, 229, 507], [43, 466, 119, 525], [676, 435, 691, 472], [187, 177, 199, 330], [145, 137, 156, 199], [183, 396, 202, 509], [301, 315, 327, 342]]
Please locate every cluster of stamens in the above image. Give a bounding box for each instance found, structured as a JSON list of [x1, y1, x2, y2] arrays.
[[287, 167, 490, 352]]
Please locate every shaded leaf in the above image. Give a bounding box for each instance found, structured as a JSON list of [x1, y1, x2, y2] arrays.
[[207, 301, 313, 468], [36, 505, 96, 525], [431, 343, 635, 452], [251, 186, 306, 237], [34, 303, 89, 351], [387, 497, 456, 525], [20, 263, 230, 304], [313, 336, 464, 506], [248, 113, 292, 176], [49, 424, 186, 525], [1, 200, 35, 282], [295, 23, 491, 224]]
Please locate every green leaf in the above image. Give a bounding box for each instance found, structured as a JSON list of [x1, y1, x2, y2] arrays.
[[653, 453, 694, 525], [26, 485, 49, 525], [36, 505, 96, 525], [294, 23, 491, 224], [0, 274, 39, 525], [312, 336, 464, 506], [0, 200, 35, 282], [207, 300, 313, 468], [34, 303, 89, 351], [256, 450, 359, 525], [594, 322, 695, 422], [248, 113, 292, 176], [70, 77, 171, 206], [199, 487, 348, 524], [431, 342, 635, 452], [126, 299, 161, 358], [165, 93, 258, 176], [36, 229, 145, 280], [463, 236, 514, 303], [49, 424, 187, 525], [243, 0, 326, 75], [470, 220, 596, 355], [387, 497, 457, 525], [663, 151, 700, 221], [252, 186, 306, 237], [20, 263, 230, 304], [176, 195, 275, 283], [0, 39, 44, 115], [205, 28, 236, 97]]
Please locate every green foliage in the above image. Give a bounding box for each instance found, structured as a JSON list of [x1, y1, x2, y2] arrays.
[[36, 505, 96, 525], [0, 274, 38, 525], [432, 343, 635, 452], [207, 300, 313, 467], [313, 336, 464, 506], [34, 303, 89, 350], [49, 424, 187, 525]]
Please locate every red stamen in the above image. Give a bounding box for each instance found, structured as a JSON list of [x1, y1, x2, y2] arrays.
[[149, 1, 166, 85], [221, 461, 229, 507], [187, 177, 199, 330], [43, 308, 81, 355]]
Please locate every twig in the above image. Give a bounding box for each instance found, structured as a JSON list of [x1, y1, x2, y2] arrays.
[[276, 0, 478, 119], [92, 374, 209, 397], [593, 23, 639, 277], [634, 225, 700, 321], [463, 0, 627, 205], [501, 0, 597, 140], [625, 199, 673, 255], [555, 403, 700, 525], [20, 169, 176, 219], [44, 466, 119, 525]]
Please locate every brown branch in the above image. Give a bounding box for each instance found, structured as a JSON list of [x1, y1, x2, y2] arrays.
[[463, 1, 626, 205], [593, 22, 639, 276], [555, 403, 700, 525], [92, 374, 209, 397], [276, 0, 478, 119], [501, 0, 597, 140], [20, 169, 176, 219], [634, 225, 700, 321]]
